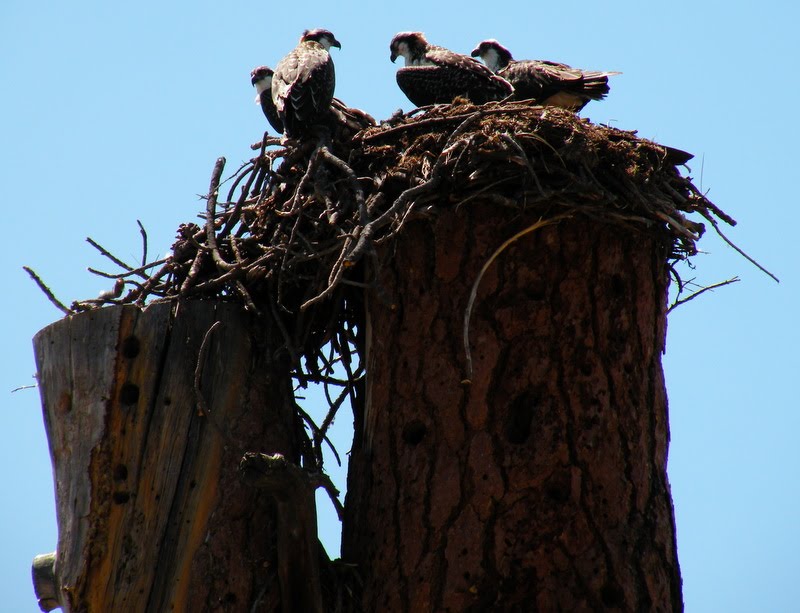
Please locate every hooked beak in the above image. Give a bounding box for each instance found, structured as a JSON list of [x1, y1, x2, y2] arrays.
[[470, 47, 481, 58], [390, 50, 397, 63]]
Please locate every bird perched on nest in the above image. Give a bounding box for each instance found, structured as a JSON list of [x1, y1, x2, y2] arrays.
[[389, 31, 513, 107], [471, 39, 619, 112], [272, 28, 341, 139], [252, 64, 375, 137], [251, 66, 284, 133]]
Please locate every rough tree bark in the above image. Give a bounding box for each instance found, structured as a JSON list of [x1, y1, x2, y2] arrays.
[[344, 204, 682, 611], [33, 302, 300, 612]]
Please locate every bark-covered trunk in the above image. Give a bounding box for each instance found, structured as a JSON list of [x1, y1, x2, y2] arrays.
[[344, 203, 682, 611]]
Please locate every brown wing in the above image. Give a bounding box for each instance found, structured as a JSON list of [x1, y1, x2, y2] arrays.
[[396, 46, 512, 107], [425, 46, 513, 103], [257, 90, 284, 133], [273, 42, 335, 137], [502, 59, 615, 111]]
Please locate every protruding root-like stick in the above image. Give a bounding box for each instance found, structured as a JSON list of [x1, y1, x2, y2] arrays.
[[463, 215, 570, 380]]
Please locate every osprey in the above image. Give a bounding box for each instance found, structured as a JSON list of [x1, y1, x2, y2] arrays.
[[471, 39, 619, 111], [389, 32, 513, 107], [272, 28, 341, 138], [251, 66, 284, 133], [252, 64, 374, 137]]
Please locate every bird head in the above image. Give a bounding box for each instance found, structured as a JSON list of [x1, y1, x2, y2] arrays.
[[250, 66, 274, 92], [390, 31, 428, 66], [470, 39, 513, 72], [301, 28, 341, 51]]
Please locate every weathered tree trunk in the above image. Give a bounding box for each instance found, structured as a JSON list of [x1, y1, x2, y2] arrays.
[[33, 301, 300, 612], [344, 204, 682, 611]]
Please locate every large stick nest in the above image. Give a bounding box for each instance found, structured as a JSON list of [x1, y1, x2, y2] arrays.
[[35, 100, 733, 471], [145, 101, 724, 312]]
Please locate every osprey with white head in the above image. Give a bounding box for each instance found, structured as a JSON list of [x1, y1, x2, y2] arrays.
[[471, 39, 619, 112], [271, 28, 341, 139], [250, 66, 284, 134], [389, 31, 513, 107]]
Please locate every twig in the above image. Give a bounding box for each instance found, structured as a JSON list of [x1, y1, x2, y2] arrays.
[[128, 261, 173, 305], [309, 471, 345, 521], [653, 210, 700, 243], [222, 160, 255, 203], [293, 373, 356, 387], [183, 264, 246, 295], [287, 146, 324, 215], [698, 210, 779, 282], [137, 220, 148, 268], [274, 145, 327, 306], [220, 162, 256, 238], [11, 383, 37, 393], [667, 277, 740, 313], [694, 193, 737, 227], [268, 296, 300, 364], [72, 279, 127, 310], [194, 321, 238, 447], [313, 383, 351, 460], [23, 267, 71, 315], [204, 157, 235, 272], [453, 177, 515, 211], [300, 237, 351, 310], [233, 280, 259, 314], [318, 147, 367, 225], [463, 215, 570, 379], [180, 249, 207, 294], [292, 403, 341, 469], [86, 237, 135, 273], [501, 132, 545, 194], [87, 258, 169, 280], [515, 130, 566, 166]]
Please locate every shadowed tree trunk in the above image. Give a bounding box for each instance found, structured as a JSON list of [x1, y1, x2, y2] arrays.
[[344, 205, 682, 611]]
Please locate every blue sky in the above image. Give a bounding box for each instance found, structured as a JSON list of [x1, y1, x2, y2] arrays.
[[2, 1, 797, 611]]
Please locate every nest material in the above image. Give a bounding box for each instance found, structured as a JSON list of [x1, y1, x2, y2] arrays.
[[44, 100, 731, 470], [155, 101, 722, 316], [163, 102, 721, 307]]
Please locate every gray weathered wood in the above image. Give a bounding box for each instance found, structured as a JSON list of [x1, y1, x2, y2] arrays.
[[33, 301, 299, 612], [31, 552, 58, 612]]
